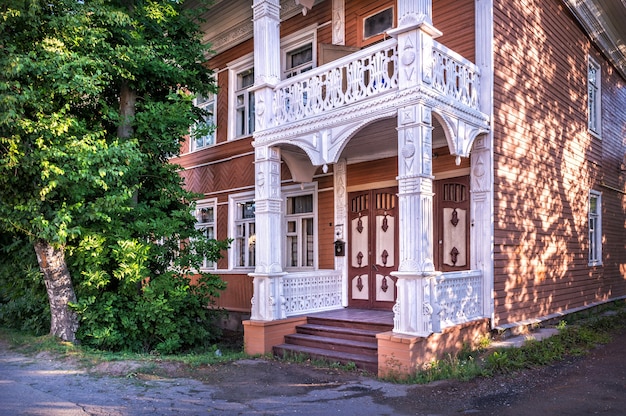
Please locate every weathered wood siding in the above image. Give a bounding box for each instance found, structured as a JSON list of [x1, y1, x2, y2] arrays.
[[492, 0, 626, 326]]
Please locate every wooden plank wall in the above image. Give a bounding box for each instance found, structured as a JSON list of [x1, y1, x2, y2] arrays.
[[492, 0, 626, 326]]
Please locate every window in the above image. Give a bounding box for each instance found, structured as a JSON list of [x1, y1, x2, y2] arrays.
[[588, 56, 601, 137], [228, 55, 255, 140], [358, 6, 394, 46], [194, 199, 216, 270], [191, 92, 216, 151], [281, 26, 316, 79], [588, 190, 602, 266], [230, 194, 256, 268], [284, 185, 317, 269]]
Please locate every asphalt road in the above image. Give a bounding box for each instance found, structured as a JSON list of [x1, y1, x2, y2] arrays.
[[1, 327, 625, 415]]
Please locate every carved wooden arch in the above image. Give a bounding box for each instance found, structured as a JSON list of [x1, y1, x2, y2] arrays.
[[266, 110, 397, 168], [431, 109, 489, 165]]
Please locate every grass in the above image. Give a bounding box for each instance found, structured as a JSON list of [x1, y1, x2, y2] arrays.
[[401, 302, 626, 384], [0, 327, 248, 371], [2, 302, 625, 384]]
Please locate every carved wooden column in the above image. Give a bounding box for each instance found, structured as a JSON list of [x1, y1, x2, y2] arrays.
[[250, 145, 285, 321], [251, 0, 280, 132], [389, 0, 442, 337], [249, 0, 284, 321]]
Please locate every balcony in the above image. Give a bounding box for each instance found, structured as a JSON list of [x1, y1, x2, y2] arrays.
[[253, 37, 488, 163]]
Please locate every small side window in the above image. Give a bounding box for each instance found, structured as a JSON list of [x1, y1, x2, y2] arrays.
[[588, 190, 602, 266], [587, 56, 601, 138]]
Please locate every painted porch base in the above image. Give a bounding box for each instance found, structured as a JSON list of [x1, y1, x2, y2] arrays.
[[377, 319, 490, 379], [243, 317, 307, 355]]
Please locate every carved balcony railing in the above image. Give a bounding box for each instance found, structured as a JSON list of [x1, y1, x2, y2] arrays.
[[269, 38, 481, 129], [434, 270, 484, 331], [272, 39, 399, 125], [431, 42, 480, 110], [282, 270, 343, 317]]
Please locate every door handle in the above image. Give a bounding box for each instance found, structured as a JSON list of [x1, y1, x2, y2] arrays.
[[372, 265, 379, 272]]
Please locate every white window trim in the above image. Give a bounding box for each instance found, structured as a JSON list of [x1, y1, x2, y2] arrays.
[[280, 24, 317, 78], [282, 183, 318, 270], [194, 197, 217, 271], [587, 55, 602, 138], [190, 87, 217, 152], [588, 190, 602, 266], [228, 191, 256, 270], [227, 54, 255, 141]]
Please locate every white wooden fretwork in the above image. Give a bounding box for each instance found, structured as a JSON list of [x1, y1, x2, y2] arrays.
[[282, 271, 343, 316], [273, 40, 398, 124], [431, 43, 480, 110], [435, 271, 483, 330]]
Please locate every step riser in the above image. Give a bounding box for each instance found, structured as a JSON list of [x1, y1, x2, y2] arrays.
[[274, 345, 378, 374], [307, 317, 393, 333], [297, 327, 377, 343], [284, 335, 377, 356]]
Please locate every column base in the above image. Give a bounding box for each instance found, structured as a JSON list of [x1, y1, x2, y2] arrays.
[[377, 318, 490, 379], [243, 317, 307, 355]]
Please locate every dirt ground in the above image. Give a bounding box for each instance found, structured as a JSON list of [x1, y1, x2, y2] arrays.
[[1, 327, 625, 415]]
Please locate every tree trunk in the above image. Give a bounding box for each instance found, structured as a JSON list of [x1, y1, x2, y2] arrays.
[[117, 81, 137, 139], [33, 240, 79, 343]]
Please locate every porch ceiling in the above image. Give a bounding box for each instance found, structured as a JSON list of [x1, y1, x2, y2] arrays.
[[338, 117, 447, 165]]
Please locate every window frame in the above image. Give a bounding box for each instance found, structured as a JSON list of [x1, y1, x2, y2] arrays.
[[194, 198, 217, 271], [283, 183, 318, 270], [281, 25, 317, 79], [357, 5, 395, 47], [227, 54, 255, 141], [229, 191, 256, 270], [587, 55, 602, 138], [588, 190, 602, 266], [191, 89, 217, 152]]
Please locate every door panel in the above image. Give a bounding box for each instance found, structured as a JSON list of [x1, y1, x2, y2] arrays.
[[434, 176, 470, 272], [348, 188, 398, 310]]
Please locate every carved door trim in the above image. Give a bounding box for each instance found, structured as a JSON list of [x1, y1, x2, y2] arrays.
[[347, 187, 398, 310], [434, 176, 470, 272]]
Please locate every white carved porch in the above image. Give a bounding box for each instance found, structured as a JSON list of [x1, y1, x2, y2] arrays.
[[248, 0, 492, 341]]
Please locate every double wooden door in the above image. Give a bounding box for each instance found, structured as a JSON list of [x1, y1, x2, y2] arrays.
[[347, 188, 398, 310]]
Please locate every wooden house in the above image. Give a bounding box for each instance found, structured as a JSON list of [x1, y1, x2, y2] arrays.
[[175, 0, 626, 377]]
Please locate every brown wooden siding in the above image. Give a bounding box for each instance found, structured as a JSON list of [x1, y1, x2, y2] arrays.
[[433, 0, 475, 62], [492, 0, 626, 327], [318, 188, 336, 269], [213, 273, 253, 312], [347, 157, 398, 188]]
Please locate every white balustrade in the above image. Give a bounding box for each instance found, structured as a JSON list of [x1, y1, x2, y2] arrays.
[[270, 38, 480, 128], [282, 270, 343, 317], [432, 42, 480, 110], [434, 270, 483, 330], [272, 39, 398, 125]]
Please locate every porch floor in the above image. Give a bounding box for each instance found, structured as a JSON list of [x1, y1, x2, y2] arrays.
[[305, 308, 394, 327]]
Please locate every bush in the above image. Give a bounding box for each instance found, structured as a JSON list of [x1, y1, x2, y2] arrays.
[[68, 232, 229, 354], [0, 236, 50, 335]]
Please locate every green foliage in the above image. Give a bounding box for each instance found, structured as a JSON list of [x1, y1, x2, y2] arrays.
[[0, 235, 50, 335], [0, 0, 227, 352], [67, 231, 230, 354]]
